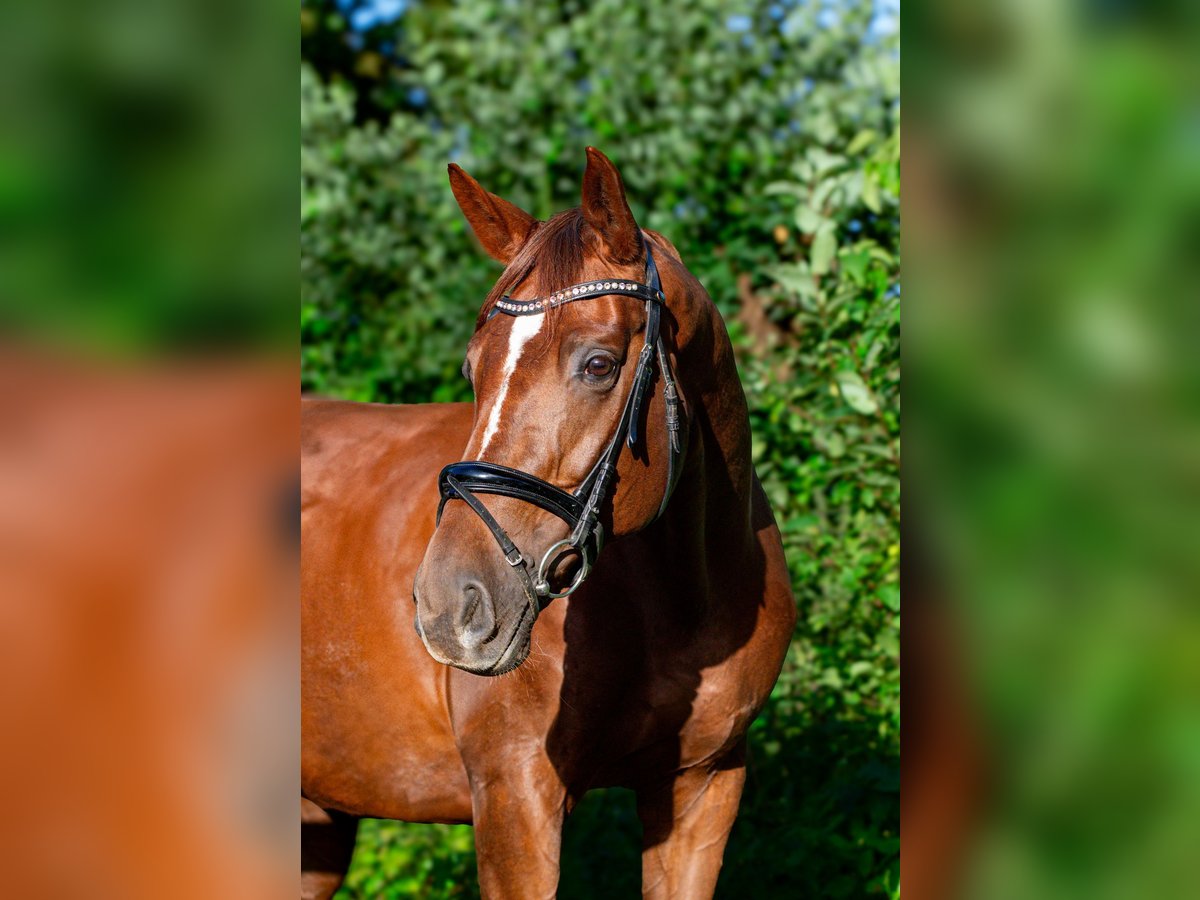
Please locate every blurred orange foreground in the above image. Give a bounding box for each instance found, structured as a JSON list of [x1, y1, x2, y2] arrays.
[[0, 348, 296, 899]]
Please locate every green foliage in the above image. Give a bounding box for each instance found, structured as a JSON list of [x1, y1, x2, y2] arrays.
[[339, 820, 478, 899], [305, 2, 898, 897], [302, 66, 490, 402], [725, 122, 899, 900]]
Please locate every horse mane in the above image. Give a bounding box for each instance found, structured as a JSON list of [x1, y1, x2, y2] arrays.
[[475, 208, 587, 330]]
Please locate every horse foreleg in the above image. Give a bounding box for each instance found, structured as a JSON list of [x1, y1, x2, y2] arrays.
[[636, 745, 747, 900], [301, 799, 359, 900], [470, 762, 566, 900]]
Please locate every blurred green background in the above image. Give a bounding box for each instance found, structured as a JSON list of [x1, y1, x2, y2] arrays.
[[0, 0, 294, 355], [301, 0, 900, 897], [906, 2, 1200, 898]]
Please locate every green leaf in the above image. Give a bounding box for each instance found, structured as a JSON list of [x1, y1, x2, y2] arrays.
[[795, 205, 824, 234], [835, 370, 879, 415], [815, 428, 847, 459], [765, 180, 807, 198], [878, 584, 900, 611], [847, 128, 878, 156], [811, 221, 838, 276], [862, 174, 882, 213], [842, 248, 870, 284]]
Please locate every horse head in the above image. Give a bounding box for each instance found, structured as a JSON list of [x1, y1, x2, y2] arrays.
[[413, 148, 696, 675]]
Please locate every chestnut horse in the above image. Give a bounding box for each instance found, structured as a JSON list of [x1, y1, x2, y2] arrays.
[[301, 149, 795, 899]]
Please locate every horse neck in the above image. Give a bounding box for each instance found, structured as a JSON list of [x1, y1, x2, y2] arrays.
[[654, 286, 760, 591]]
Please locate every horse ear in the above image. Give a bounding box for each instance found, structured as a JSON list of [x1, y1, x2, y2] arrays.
[[581, 147, 642, 264], [447, 164, 538, 264]]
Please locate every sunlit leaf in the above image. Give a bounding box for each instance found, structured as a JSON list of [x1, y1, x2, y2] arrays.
[[835, 370, 879, 415], [811, 221, 838, 275]]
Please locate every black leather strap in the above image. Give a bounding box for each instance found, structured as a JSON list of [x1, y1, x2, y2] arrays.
[[439, 461, 585, 528]]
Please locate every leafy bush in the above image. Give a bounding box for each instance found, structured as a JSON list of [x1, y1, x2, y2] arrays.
[[302, 1, 898, 896], [725, 125, 899, 899], [339, 820, 478, 898]]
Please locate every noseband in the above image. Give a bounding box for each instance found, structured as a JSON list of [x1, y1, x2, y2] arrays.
[[436, 245, 683, 617]]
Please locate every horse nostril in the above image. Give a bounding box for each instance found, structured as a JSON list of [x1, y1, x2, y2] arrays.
[[458, 581, 498, 647], [461, 582, 481, 621]]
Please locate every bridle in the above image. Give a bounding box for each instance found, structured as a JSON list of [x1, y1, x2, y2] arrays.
[[436, 243, 684, 619]]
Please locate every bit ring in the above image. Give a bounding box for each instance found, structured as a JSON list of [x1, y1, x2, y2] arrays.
[[535, 539, 592, 600]]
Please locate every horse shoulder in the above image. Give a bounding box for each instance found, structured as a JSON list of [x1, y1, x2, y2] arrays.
[[676, 491, 796, 768]]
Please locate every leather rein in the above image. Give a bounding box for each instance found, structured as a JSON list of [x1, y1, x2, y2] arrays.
[[436, 245, 683, 619]]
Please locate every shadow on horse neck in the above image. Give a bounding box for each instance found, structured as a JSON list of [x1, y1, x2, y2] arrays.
[[544, 252, 775, 848]]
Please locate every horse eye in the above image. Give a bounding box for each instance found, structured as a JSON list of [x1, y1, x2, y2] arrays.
[[461, 359, 472, 383], [584, 355, 615, 379]]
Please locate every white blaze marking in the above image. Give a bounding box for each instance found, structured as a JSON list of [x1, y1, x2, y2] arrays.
[[478, 313, 545, 455]]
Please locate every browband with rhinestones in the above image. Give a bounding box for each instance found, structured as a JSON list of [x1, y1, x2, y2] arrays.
[[489, 279, 664, 318]]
